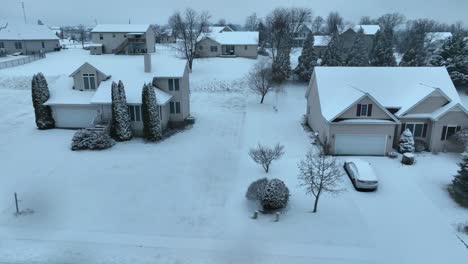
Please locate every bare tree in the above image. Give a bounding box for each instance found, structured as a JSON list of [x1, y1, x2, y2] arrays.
[[298, 151, 343, 213], [359, 16, 377, 25], [244, 13, 260, 31], [169, 8, 211, 71], [325, 11, 344, 34], [215, 18, 226, 26], [0, 22, 8, 31], [247, 60, 273, 103], [378, 13, 405, 32], [249, 143, 285, 173], [77, 24, 87, 49], [311, 16, 325, 34]]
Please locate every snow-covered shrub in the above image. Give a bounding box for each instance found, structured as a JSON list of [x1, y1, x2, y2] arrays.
[[142, 83, 162, 141], [245, 178, 268, 201], [71, 129, 115, 151], [261, 178, 290, 211], [399, 128, 415, 153], [31, 73, 55, 129], [414, 139, 428, 152], [111, 81, 132, 141]]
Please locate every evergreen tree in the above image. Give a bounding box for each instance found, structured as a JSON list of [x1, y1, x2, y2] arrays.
[[449, 153, 468, 207], [257, 21, 268, 46], [271, 50, 291, 83], [321, 32, 343, 66], [141, 84, 162, 141], [294, 32, 318, 81], [346, 28, 370, 66], [428, 34, 468, 87], [400, 26, 426, 66], [111, 81, 132, 141], [31, 73, 55, 129], [370, 29, 397, 66], [399, 128, 415, 153]]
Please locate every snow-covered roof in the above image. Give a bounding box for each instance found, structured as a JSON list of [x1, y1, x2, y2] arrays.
[[208, 26, 232, 33], [202, 31, 258, 45], [314, 35, 330, 47], [91, 24, 150, 33], [425, 32, 452, 43], [0, 23, 59, 40], [45, 75, 95, 105], [312, 67, 462, 121], [341, 25, 380, 35]]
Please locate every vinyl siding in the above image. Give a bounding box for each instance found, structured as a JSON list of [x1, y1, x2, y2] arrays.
[[0, 39, 59, 54], [405, 95, 449, 114], [431, 110, 468, 152], [337, 97, 391, 120]]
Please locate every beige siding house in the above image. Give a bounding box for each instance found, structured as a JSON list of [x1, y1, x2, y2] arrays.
[[44, 53, 191, 135], [306, 67, 468, 156], [197, 31, 258, 58], [0, 24, 60, 55], [90, 24, 155, 55], [339, 25, 380, 55]]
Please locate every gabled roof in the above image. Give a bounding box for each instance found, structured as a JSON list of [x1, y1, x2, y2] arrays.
[[0, 23, 59, 40], [341, 25, 380, 35], [201, 31, 258, 45], [69, 62, 109, 78], [208, 26, 233, 33], [399, 88, 451, 116], [91, 24, 150, 33], [314, 35, 331, 47], [311, 67, 461, 122]]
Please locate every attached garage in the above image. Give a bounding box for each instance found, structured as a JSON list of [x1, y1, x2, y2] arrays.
[[51, 105, 99, 128], [334, 134, 387, 156]]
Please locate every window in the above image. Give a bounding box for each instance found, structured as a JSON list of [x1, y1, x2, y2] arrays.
[[14, 42, 22, 49], [99, 33, 103, 40], [170, 102, 181, 114], [41, 41, 45, 48], [128, 105, 142, 122], [82, 73, 96, 90], [356, 104, 373, 117], [441, 125, 461, 140], [210, 46, 218, 52], [244, 45, 247, 50], [0, 42, 5, 49], [112, 34, 116, 38], [168, 79, 180, 91], [403, 123, 428, 138]]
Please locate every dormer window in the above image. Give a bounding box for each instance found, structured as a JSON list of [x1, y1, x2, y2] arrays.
[[357, 104, 373, 117], [83, 73, 96, 90]]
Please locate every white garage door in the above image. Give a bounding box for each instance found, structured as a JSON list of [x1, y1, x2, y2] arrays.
[[52, 106, 98, 128], [335, 134, 387, 156]]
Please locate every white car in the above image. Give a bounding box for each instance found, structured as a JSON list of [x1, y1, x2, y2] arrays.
[[344, 159, 379, 191]]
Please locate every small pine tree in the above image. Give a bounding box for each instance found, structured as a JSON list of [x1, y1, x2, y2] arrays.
[[428, 34, 468, 87], [370, 29, 397, 66], [31, 73, 55, 129], [321, 32, 343, 66], [346, 28, 370, 66], [294, 32, 318, 81], [399, 128, 415, 153], [141, 84, 162, 141], [400, 27, 426, 66], [111, 81, 132, 141], [272, 50, 291, 83], [449, 153, 468, 207]]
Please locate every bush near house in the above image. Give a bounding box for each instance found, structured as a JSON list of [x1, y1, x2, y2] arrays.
[[71, 129, 115, 151]]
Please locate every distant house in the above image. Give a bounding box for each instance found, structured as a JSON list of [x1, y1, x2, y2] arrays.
[[90, 24, 156, 55], [204, 26, 234, 33], [44, 54, 191, 134], [292, 24, 313, 47], [425, 32, 452, 52], [0, 23, 60, 55], [339, 24, 380, 54], [313, 35, 331, 56], [197, 31, 258, 58], [306, 67, 468, 156], [157, 29, 176, 44]]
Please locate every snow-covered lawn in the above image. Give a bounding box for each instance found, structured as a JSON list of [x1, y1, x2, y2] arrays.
[[0, 49, 467, 263]]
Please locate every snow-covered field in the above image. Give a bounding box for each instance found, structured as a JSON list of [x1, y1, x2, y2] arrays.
[[0, 48, 467, 263]]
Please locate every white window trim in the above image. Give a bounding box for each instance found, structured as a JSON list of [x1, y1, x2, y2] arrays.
[[405, 122, 426, 138], [442, 124, 459, 140], [128, 105, 142, 122], [82, 73, 96, 90], [360, 104, 369, 116]]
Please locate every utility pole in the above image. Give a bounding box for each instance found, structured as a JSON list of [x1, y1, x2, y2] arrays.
[[21, 1, 27, 24]]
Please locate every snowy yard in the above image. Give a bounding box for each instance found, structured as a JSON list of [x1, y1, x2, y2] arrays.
[[0, 49, 467, 263]]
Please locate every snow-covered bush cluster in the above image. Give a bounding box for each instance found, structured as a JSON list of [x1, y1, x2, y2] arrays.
[[246, 178, 289, 211], [191, 80, 245, 93], [399, 128, 415, 153], [71, 130, 115, 151]]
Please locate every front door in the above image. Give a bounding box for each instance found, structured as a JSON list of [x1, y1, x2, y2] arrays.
[[223, 45, 235, 55]]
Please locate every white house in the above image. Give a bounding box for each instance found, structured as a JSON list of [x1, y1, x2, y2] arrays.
[[197, 31, 259, 58], [0, 23, 60, 55]]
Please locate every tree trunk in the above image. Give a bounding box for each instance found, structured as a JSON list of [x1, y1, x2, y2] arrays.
[[260, 94, 265, 104], [188, 59, 193, 72], [313, 195, 320, 213]]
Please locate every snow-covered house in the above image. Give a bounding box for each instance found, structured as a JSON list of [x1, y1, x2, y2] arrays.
[[90, 24, 155, 55], [306, 67, 468, 156], [313, 35, 331, 56], [197, 31, 258, 58], [425, 32, 452, 52], [44, 54, 190, 134], [339, 24, 380, 54], [292, 23, 313, 47], [0, 24, 60, 55], [156, 29, 176, 44], [204, 26, 234, 33]]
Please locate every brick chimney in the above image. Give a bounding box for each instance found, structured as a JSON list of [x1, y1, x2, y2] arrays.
[[144, 54, 151, 73]]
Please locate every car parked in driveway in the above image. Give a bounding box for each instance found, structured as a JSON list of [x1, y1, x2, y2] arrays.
[[344, 159, 379, 191]]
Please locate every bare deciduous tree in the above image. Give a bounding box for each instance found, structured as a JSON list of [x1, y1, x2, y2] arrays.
[[311, 16, 325, 34], [325, 11, 344, 34], [169, 8, 211, 71], [244, 13, 260, 31], [0, 22, 8, 31], [247, 60, 273, 103], [298, 151, 343, 213], [249, 143, 285, 173], [77, 24, 87, 49], [378, 13, 405, 32]]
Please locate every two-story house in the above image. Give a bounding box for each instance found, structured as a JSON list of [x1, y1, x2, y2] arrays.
[[89, 24, 155, 55], [306, 67, 468, 156], [44, 53, 190, 135], [339, 25, 380, 55]]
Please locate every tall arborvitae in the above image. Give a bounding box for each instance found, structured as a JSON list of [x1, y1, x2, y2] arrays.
[[321, 31, 343, 66], [449, 153, 468, 207], [428, 34, 468, 87], [141, 84, 162, 141], [400, 27, 426, 66], [370, 29, 397, 66], [346, 28, 370, 66], [295, 32, 318, 81], [272, 50, 291, 83], [31, 73, 55, 129], [111, 80, 132, 141]]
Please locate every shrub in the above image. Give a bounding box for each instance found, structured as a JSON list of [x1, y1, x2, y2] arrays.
[[246, 178, 268, 201], [414, 139, 428, 152], [71, 129, 115, 151], [261, 178, 290, 211], [399, 128, 415, 153]]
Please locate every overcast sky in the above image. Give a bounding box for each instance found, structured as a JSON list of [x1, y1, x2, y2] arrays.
[[2, 0, 467, 26]]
